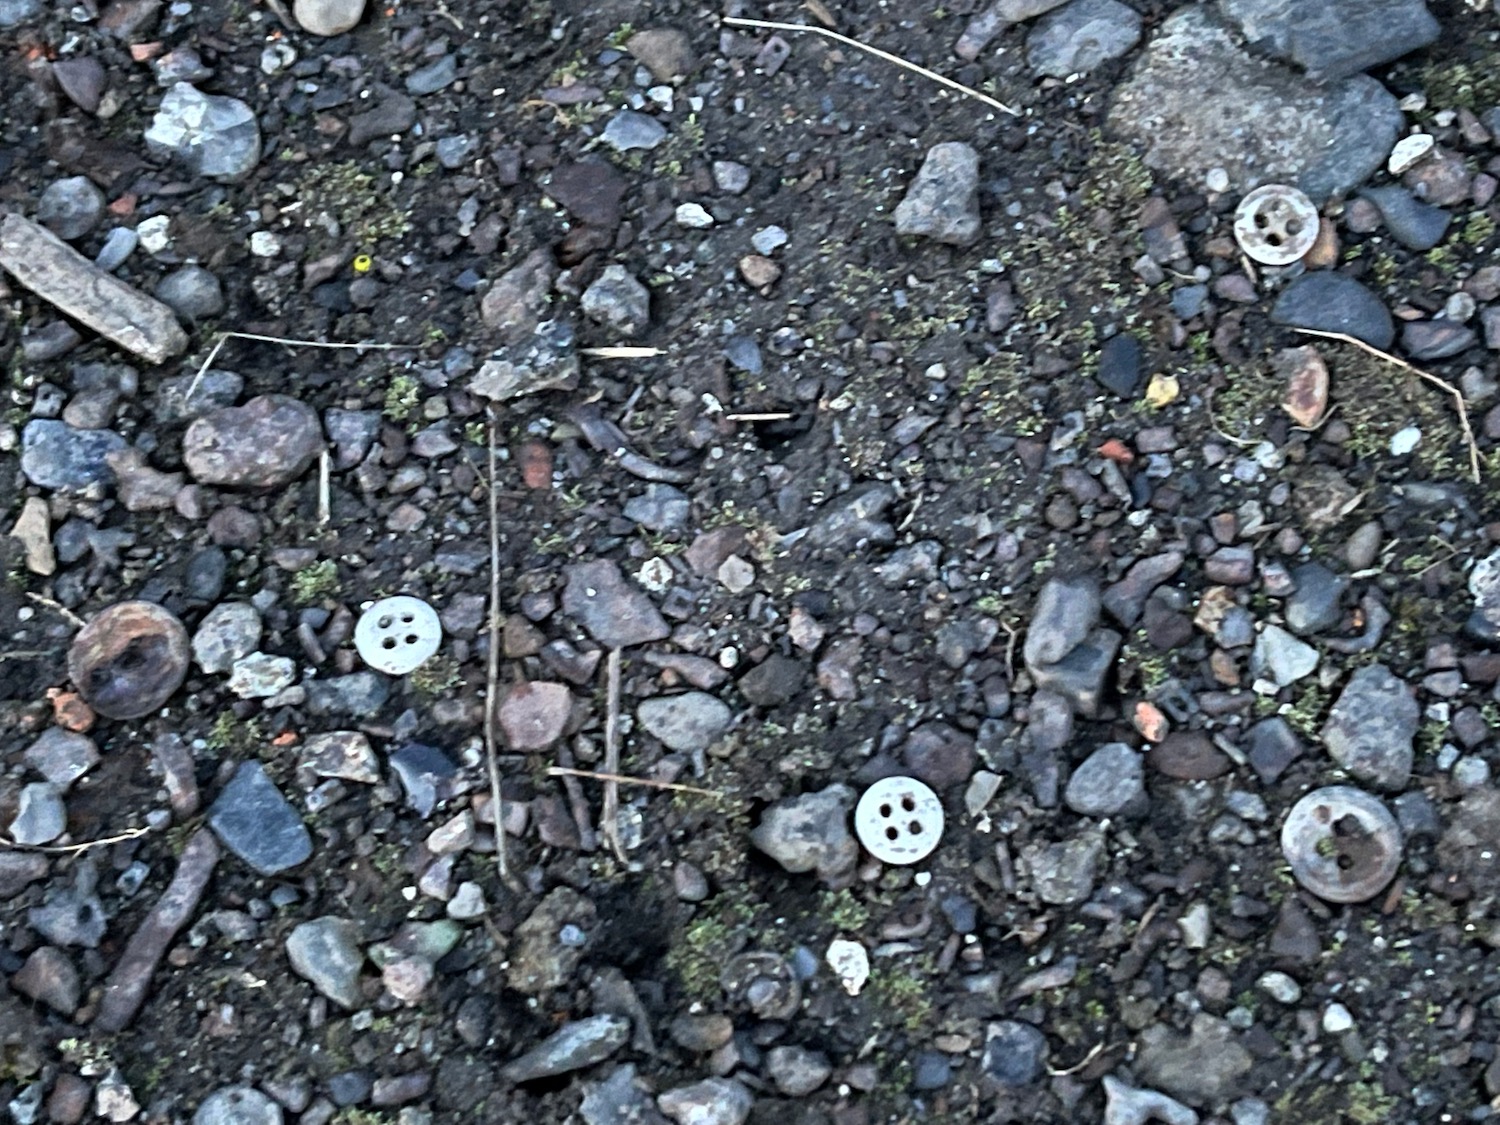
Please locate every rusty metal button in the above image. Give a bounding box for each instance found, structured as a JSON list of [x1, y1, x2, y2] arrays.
[[67, 600, 190, 720], [1233, 184, 1320, 266], [1280, 785, 1402, 904]]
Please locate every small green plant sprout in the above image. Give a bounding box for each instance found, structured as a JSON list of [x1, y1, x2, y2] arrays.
[[292, 559, 339, 605]]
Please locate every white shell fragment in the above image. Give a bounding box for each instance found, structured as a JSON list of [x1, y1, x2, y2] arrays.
[[1388, 133, 1435, 175], [1232, 184, 1319, 266], [854, 776, 944, 865], [354, 595, 443, 675], [826, 939, 870, 996]]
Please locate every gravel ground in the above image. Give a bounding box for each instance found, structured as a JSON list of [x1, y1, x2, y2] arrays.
[[4, 1, 1500, 1123]]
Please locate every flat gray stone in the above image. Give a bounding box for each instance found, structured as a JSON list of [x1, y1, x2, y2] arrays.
[[145, 83, 262, 181], [637, 692, 732, 752], [750, 785, 859, 882], [602, 110, 668, 153], [1361, 186, 1451, 251], [1028, 627, 1121, 718], [1026, 0, 1141, 77], [893, 142, 982, 246], [501, 1015, 630, 1083], [1270, 272, 1395, 350], [193, 602, 262, 674], [1025, 575, 1101, 667], [581, 265, 651, 336], [285, 917, 365, 1008], [21, 420, 126, 491], [563, 560, 670, 649], [1065, 743, 1144, 816], [183, 395, 323, 488], [581, 1066, 668, 1125], [1321, 664, 1418, 790], [10, 782, 66, 846], [1284, 562, 1347, 635], [1108, 7, 1402, 202], [194, 1087, 282, 1125], [658, 1079, 753, 1125], [1219, 0, 1439, 82], [1135, 1013, 1253, 1107], [1022, 830, 1104, 905], [23, 728, 98, 790], [208, 761, 312, 875], [1251, 623, 1318, 687]]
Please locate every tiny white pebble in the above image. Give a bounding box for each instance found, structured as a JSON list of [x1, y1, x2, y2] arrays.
[[1323, 1002, 1355, 1034], [675, 202, 714, 229]]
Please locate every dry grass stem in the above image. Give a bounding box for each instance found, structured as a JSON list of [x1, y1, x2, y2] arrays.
[[0, 650, 49, 663], [0, 825, 150, 854], [317, 450, 332, 525], [483, 406, 519, 891], [721, 15, 1019, 117], [580, 346, 664, 358], [1047, 1042, 1108, 1078], [725, 412, 795, 422], [25, 592, 86, 628], [601, 649, 625, 862], [1295, 327, 1482, 482], [184, 331, 406, 403], [546, 767, 723, 798]]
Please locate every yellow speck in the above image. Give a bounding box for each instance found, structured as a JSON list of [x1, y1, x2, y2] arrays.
[[1145, 372, 1180, 408], [353, 254, 373, 274]]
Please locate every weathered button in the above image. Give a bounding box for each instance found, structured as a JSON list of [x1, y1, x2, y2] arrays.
[[1233, 184, 1320, 266], [1280, 785, 1402, 903], [67, 600, 190, 720], [354, 596, 442, 675], [855, 776, 944, 865]]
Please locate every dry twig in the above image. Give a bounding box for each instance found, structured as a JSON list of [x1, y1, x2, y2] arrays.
[[184, 331, 406, 403], [546, 767, 723, 798], [1295, 327, 1482, 483], [601, 648, 626, 862], [722, 15, 1018, 117], [0, 825, 151, 855], [581, 346, 664, 359], [483, 406, 520, 892], [25, 591, 86, 628]]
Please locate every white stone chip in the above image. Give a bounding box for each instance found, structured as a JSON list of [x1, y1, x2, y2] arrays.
[[826, 939, 869, 996], [854, 776, 944, 865], [354, 595, 442, 675], [1388, 133, 1434, 175]]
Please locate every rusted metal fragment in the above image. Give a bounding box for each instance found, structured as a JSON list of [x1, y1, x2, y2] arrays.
[[93, 828, 220, 1032], [0, 213, 188, 364]]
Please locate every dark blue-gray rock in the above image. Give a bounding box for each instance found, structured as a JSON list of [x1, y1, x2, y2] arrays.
[[1026, 0, 1142, 78], [1219, 0, 1439, 82], [581, 265, 651, 336], [9, 782, 66, 846], [1270, 272, 1394, 350], [24, 728, 98, 790], [1361, 186, 1451, 251], [501, 1015, 630, 1083], [738, 654, 806, 707], [657, 1079, 753, 1125], [1171, 284, 1209, 320], [1251, 624, 1318, 686], [982, 1021, 1049, 1087], [893, 142, 982, 247], [1102, 1077, 1199, 1125], [601, 110, 668, 153], [1022, 830, 1104, 904], [324, 408, 381, 470], [1108, 7, 1402, 202], [1246, 717, 1303, 783], [1024, 575, 1101, 667], [1135, 1013, 1253, 1106], [37, 176, 105, 240], [185, 546, 228, 602], [155, 265, 225, 322], [623, 484, 690, 531], [304, 673, 389, 718], [1285, 562, 1347, 634], [1096, 333, 1143, 398], [765, 1046, 832, 1096], [389, 743, 459, 817], [209, 761, 313, 875], [145, 83, 262, 181], [1402, 319, 1477, 360], [183, 394, 323, 488], [325, 1072, 372, 1107], [194, 1087, 283, 1125], [0, 0, 41, 25], [750, 785, 859, 882], [21, 420, 126, 491], [285, 917, 364, 1008], [95, 226, 138, 271], [1321, 663, 1418, 790], [1030, 628, 1120, 718], [28, 862, 106, 948], [347, 93, 417, 147], [1026, 690, 1073, 753], [153, 369, 244, 424], [912, 1051, 952, 1091], [1064, 742, 1144, 816], [1470, 548, 1500, 632], [581, 1066, 668, 1125], [405, 55, 457, 96], [805, 482, 897, 550]]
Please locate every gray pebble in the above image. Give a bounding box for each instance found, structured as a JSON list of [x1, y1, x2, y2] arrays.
[[894, 141, 981, 246], [1064, 742, 1144, 817], [1270, 272, 1394, 350], [1321, 663, 1418, 790], [406, 55, 457, 96], [37, 176, 105, 240], [602, 110, 667, 152], [155, 265, 225, 322], [581, 265, 651, 336], [1026, 0, 1141, 78], [145, 83, 262, 181], [20, 419, 126, 492], [195, 1087, 283, 1125], [208, 761, 312, 875]]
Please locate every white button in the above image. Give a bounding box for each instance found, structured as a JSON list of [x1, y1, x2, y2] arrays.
[[854, 776, 944, 864], [1232, 184, 1319, 266], [354, 596, 442, 675]]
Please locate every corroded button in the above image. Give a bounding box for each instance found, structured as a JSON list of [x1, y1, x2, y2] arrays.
[[67, 600, 190, 720], [1280, 785, 1402, 903]]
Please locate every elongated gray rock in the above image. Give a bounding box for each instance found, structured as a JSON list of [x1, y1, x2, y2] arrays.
[[0, 213, 187, 363], [1219, 0, 1439, 82], [1321, 664, 1418, 790]]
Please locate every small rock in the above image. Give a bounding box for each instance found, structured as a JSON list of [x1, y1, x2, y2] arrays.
[[1402, 319, 1477, 361], [581, 1066, 668, 1125], [107, 447, 184, 511], [657, 1079, 753, 1125], [1096, 333, 1143, 398], [563, 560, 670, 648], [37, 176, 105, 240], [228, 652, 296, 699], [53, 56, 105, 113], [893, 142, 982, 246], [1275, 345, 1329, 429], [286, 917, 364, 1008], [13, 946, 80, 1014], [406, 55, 457, 96], [902, 722, 976, 790], [1147, 731, 1231, 780], [145, 83, 262, 181], [1270, 272, 1394, 350], [1028, 628, 1121, 718], [8, 496, 54, 575], [155, 265, 225, 322], [304, 672, 388, 718], [1361, 185, 1451, 251], [208, 761, 312, 875], [294, 0, 365, 35], [1321, 664, 1418, 790], [508, 887, 596, 994], [347, 92, 417, 146], [1284, 562, 1346, 634], [501, 1015, 630, 1083], [302, 731, 380, 784], [1022, 831, 1104, 905], [194, 1088, 282, 1125], [1024, 575, 1100, 667], [1218, 0, 1437, 81], [1135, 1013, 1253, 1106], [738, 655, 805, 707], [10, 782, 66, 846], [674, 202, 713, 228], [805, 482, 896, 549], [1065, 743, 1143, 816], [581, 265, 650, 336], [21, 419, 126, 491], [982, 1020, 1049, 1087], [626, 28, 695, 81], [23, 728, 98, 789], [193, 602, 262, 674], [1251, 624, 1318, 687], [27, 862, 106, 947], [669, 1013, 734, 1052], [1026, 0, 1141, 77], [1102, 1076, 1198, 1125], [183, 395, 323, 488], [712, 161, 751, 194], [602, 110, 667, 152], [751, 785, 859, 882], [766, 1046, 831, 1096]]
